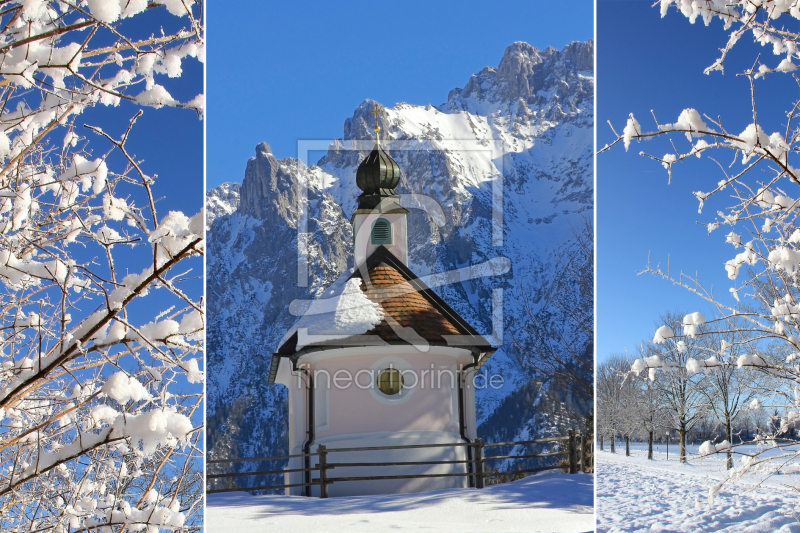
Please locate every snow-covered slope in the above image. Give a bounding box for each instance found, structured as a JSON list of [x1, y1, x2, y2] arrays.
[[206, 41, 594, 465]]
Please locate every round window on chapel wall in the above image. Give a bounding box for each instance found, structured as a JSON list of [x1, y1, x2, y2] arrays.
[[377, 368, 404, 395]]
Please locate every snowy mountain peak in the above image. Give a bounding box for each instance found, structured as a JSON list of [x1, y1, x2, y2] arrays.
[[338, 40, 594, 149], [444, 40, 593, 123], [237, 143, 321, 227], [342, 99, 390, 142], [256, 141, 272, 156]]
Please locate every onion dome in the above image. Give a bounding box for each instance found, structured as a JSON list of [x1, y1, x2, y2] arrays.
[[353, 102, 408, 214], [356, 143, 401, 196]]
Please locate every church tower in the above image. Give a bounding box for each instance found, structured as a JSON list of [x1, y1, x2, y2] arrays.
[[352, 105, 409, 266]]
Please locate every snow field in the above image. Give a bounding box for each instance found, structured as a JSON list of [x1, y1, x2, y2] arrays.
[[597, 444, 800, 532], [207, 471, 594, 533]]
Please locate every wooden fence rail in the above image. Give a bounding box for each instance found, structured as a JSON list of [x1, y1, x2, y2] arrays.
[[206, 431, 593, 496]]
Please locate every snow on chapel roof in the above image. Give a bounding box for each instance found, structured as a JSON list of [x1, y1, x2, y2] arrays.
[[276, 269, 385, 352], [269, 246, 493, 383]]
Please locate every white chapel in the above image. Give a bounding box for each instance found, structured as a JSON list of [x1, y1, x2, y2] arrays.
[[268, 116, 496, 497]]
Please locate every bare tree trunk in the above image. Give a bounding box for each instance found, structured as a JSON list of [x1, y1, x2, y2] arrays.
[[600, 434, 604, 451], [679, 421, 687, 464], [648, 430, 653, 460], [725, 417, 732, 470], [610, 429, 615, 453], [625, 433, 630, 456]]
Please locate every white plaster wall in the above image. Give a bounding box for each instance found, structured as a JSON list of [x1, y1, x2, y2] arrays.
[[283, 347, 479, 496], [311, 351, 461, 438]]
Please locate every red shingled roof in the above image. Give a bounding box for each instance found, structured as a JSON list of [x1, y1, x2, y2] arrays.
[[358, 262, 463, 343], [346, 246, 490, 347]]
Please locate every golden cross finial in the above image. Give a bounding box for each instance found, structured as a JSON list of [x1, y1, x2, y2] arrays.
[[370, 103, 384, 145]]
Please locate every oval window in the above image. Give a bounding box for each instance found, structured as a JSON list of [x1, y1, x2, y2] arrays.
[[377, 368, 403, 395]]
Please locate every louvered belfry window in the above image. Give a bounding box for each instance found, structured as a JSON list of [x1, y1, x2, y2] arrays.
[[371, 218, 392, 245]]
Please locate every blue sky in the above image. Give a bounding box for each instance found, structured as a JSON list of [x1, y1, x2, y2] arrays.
[[206, 0, 593, 189], [597, 1, 797, 361]]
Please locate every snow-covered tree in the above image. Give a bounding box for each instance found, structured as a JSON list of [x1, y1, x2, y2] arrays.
[[628, 348, 665, 460], [694, 320, 763, 468], [633, 313, 710, 463], [604, 0, 800, 502], [616, 361, 641, 457], [0, 2, 204, 531], [597, 354, 629, 453]]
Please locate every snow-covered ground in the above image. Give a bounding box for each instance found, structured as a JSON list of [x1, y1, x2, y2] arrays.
[[207, 471, 594, 532], [597, 442, 800, 532]]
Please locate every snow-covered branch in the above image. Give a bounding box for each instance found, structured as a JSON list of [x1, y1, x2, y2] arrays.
[[0, 2, 204, 531]]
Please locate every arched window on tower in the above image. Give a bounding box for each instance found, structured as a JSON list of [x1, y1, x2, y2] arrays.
[[371, 218, 392, 245]]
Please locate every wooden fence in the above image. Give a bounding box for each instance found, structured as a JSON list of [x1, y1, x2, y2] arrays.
[[207, 430, 592, 497]]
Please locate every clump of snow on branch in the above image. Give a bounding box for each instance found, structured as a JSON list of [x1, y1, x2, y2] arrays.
[[658, 108, 711, 140], [653, 325, 675, 343], [102, 372, 152, 404], [623, 114, 641, 151], [682, 312, 705, 338]]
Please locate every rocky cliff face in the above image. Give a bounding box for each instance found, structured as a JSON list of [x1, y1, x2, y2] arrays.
[[206, 40, 594, 466]]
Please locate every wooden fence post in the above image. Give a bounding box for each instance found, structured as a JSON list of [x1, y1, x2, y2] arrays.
[[568, 430, 577, 474], [580, 434, 587, 473], [317, 444, 328, 498], [474, 438, 485, 489], [467, 441, 475, 489]]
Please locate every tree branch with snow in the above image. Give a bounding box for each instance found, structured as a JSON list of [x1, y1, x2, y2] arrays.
[[0, 2, 204, 531]]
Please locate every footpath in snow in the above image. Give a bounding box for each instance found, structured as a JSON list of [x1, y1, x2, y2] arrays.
[[207, 471, 594, 533], [597, 443, 800, 532]]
